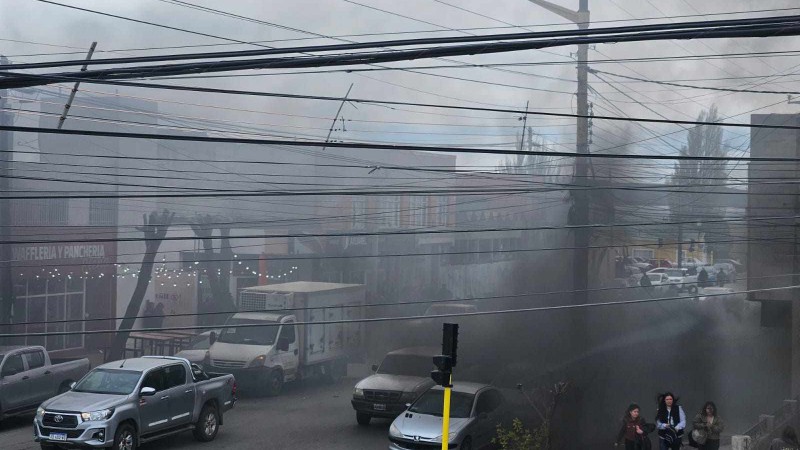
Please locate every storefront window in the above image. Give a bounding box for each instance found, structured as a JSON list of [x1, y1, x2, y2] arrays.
[[15, 277, 85, 351]]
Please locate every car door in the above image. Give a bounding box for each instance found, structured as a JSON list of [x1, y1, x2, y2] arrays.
[[0, 352, 30, 411], [24, 350, 52, 403], [278, 321, 300, 381], [162, 364, 194, 426], [139, 368, 171, 434]]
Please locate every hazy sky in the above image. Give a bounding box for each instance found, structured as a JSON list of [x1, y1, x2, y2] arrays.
[[2, 0, 800, 168]]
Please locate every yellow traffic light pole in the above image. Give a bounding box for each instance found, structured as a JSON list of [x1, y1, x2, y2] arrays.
[[441, 374, 452, 450]]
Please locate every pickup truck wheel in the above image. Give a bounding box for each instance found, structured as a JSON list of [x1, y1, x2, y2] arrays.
[[193, 404, 219, 442], [688, 285, 698, 294], [356, 412, 371, 426], [114, 423, 137, 450], [265, 371, 283, 396]]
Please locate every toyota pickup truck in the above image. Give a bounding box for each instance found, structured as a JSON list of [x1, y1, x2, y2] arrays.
[[0, 345, 90, 422], [34, 356, 236, 450]]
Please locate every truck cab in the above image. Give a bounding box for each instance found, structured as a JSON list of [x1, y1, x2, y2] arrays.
[[207, 313, 299, 396]]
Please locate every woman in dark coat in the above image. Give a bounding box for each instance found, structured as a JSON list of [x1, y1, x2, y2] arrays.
[[692, 401, 724, 450], [616, 403, 655, 450]]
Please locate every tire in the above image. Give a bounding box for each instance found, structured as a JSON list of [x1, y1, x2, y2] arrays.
[[688, 285, 698, 294], [356, 412, 371, 426], [460, 436, 472, 450], [265, 370, 284, 397], [113, 422, 137, 450], [193, 404, 220, 442]]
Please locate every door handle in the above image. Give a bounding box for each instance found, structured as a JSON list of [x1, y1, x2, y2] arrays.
[[160, 395, 170, 400], [44, 371, 52, 375], [185, 390, 193, 394], [22, 376, 29, 380]]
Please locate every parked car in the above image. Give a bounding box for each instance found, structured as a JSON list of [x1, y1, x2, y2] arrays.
[[0, 345, 90, 423], [388, 383, 511, 450], [34, 356, 236, 450], [663, 268, 699, 294], [352, 347, 436, 425], [174, 330, 220, 367], [644, 273, 672, 293], [715, 258, 744, 272], [648, 259, 674, 268]]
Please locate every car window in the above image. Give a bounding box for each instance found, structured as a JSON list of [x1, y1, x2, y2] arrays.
[[1, 354, 25, 376], [280, 322, 296, 344], [163, 364, 186, 389], [475, 389, 504, 415], [188, 334, 211, 350], [73, 369, 142, 395], [25, 350, 45, 369], [142, 368, 167, 391]]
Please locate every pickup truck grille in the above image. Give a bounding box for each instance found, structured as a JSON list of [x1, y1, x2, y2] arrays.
[[212, 359, 247, 369], [43, 413, 79, 428], [363, 390, 402, 402]]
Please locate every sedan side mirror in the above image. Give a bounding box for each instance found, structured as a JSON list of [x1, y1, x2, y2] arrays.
[[208, 331, 217, 346], [69, 382, 76, 389], [140, 387, 156, 397]]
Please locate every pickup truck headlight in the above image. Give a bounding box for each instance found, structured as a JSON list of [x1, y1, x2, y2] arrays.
[[81, 408, 113, 421], [36, 407, 45, 420], [353, 388, 365, 399], [248, 355, 267, 368]]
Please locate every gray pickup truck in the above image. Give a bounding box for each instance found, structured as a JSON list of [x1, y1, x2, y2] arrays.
[[34, 356, 236, 450], [0, 345, 90, 422]]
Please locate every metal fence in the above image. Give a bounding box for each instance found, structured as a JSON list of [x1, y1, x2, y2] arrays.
[[742, 397, 799, 449]]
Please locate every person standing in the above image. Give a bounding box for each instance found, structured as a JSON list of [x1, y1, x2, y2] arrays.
[[692, 402, 724, 450], [770, 426, 800, 450], [717, 268, 727, 287], [698, 268, 709, 288], [656, 392, 686, 450], [616, 404, 655, 450]]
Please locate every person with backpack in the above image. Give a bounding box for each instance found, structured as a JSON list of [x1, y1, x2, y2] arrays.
[[616, 403, 655, 450], [656, 392, 686, 450], [771, 426, 800, 450], [690, 401, 724, 450]]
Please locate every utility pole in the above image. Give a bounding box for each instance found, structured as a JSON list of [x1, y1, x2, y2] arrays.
[[527, 0, 591, 303], [0, 55, 12, 327]]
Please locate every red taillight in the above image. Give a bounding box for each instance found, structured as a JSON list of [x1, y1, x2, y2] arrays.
[[232, 381, 237, 397]]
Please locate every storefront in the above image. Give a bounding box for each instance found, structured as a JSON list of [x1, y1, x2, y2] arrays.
[[8, 230, 117, 357]]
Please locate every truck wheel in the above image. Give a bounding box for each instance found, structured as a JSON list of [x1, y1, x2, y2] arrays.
[[114, 423, 137, 450], [265, 370, 283, 396], [356, 412, 371, 426], [193, 404, 219, 442], [689, 285, 698, 294]]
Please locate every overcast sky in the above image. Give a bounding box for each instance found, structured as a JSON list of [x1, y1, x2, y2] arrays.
[[2, 0, 800, 169]]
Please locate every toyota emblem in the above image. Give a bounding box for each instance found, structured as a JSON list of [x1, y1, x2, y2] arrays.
[[54, 415, 63, 423]]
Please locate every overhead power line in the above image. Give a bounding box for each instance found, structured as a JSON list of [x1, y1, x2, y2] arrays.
[[3, 16, 800, 88], [593, 68, 800, 95]]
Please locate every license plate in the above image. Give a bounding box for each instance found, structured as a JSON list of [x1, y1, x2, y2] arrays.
[[373, 403, 386, 411], [49, 433, 67, 441]]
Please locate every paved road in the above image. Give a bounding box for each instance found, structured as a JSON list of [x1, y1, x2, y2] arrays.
[[0, 379, 391, 450]]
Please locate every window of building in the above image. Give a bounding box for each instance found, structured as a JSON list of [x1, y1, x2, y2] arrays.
[[381, 196, 401, 228], [410, 196, 428, 226], [14, 277, 85, 351], [89, 197, 117, 226], [352, 197, 367, 229], [11, 198, 68, 225]]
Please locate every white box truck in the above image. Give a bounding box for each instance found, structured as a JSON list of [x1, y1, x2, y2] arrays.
[[206, 281, 365, 395]]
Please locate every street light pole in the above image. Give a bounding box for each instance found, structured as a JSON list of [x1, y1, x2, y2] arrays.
[[527, 0, 591, 304], [0, 55, 12, 327]]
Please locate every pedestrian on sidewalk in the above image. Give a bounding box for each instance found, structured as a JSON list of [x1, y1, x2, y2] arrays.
[[770, 426, 800, 450], [691, 401, 724, 450], [698, 268, 709, 288], [615, 403, 655, 450], [716, 269, 727, 287], [656, 392, 686, 450]]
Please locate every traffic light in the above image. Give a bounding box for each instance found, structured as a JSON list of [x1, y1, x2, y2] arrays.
[[431, 355, 453, 387], [442, 323, 459, 367]]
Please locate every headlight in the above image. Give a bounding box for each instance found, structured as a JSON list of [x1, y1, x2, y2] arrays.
[[433, 432, 459, 443], [389, 422, 402, 438], [81, 409, 113, 421], [248, 355, 267, 368], [36, 407, 45, 420], [353, 388, 365, 399]]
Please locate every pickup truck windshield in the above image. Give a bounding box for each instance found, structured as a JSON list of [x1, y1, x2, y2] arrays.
[[73, 369, 142, 395], [409, 390, 474, 418], [218, 319, 279, 346], [377, 355, 433, 377]]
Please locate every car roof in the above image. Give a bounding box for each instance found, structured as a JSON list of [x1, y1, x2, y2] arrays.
[[430, 382, 492, 395], [95, 357, 185, 372], [386, 346, 439, 357]]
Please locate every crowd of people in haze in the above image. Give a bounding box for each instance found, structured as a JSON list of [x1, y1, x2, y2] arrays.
[[614, 392, 800, 449]]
